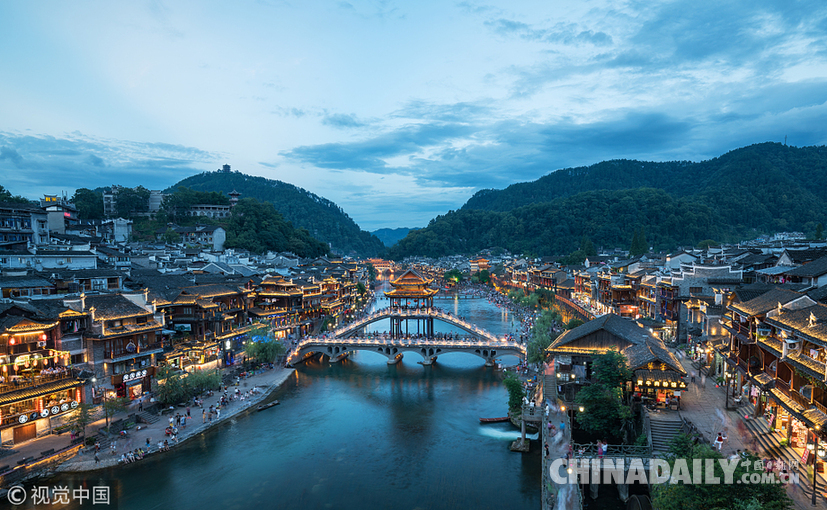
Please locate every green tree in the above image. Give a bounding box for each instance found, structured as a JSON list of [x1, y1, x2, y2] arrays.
[[102, 396, 130, 431], [477, 269, 491, 284], [71, 188, 104, 220], [356, 282, 367, 297], [575, 351, 633, 440], [696, 239, 716, 250], [163, 227, 180, 244], [816, 222, 824, 240], [444, 269, 463, 283], [0, 185, 35, 205], [70, 402, 95, 438], [566, 318, 584, 330], [152, 365, 188, 406], [185, 368, 221, 396], [653, 435, 792, 510], [580, 237, 597, 256], [592, 350, 632, 390], [224, 197, 329, 257], [503, 371, 524, 414], [245, 338, 286, 365], [114, 186, 150, 217]]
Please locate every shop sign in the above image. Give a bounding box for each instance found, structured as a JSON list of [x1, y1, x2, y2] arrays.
[[123, 369, 148, 383], [18, 401, 78, 423], [801, 448, 809, 465]]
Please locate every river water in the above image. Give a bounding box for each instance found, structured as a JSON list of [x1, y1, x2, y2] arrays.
[[41, 282, 540, 510]]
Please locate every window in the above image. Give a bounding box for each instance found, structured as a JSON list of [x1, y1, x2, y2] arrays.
[[689, 287, 703, 295], [110, 320, 122, 328]]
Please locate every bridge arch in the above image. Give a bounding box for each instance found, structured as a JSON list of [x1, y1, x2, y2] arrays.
[[333, 307, 501, 343]]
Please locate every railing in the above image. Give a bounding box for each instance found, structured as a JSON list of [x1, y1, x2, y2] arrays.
[[572, 443, 653, 458], [333, 306, 501, 343], [813, 401, 827, 415], [790, 390, 811, 409], [0, 371, 74, 395], [106, 342, 164, 360]]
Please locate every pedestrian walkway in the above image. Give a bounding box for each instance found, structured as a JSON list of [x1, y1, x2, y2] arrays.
[[676, 354, 826, 509], [0, 366, 294, 475]]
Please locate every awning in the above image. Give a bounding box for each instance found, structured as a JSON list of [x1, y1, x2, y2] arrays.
[[768, 389, 806, 419], [634, 369, 688, 389], [750, 372, 775, 390], [801, 408, 827, 431], [0, 378, 84, 406]]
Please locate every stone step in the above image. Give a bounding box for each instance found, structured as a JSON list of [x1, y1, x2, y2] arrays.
[[741, 414, 827, 505], [135, 411, 160, 424]]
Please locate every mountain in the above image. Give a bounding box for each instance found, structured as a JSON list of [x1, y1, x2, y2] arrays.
[[167, 171, 385, 257], [372, 227, 416, 247], [388, 143, 827, 258]]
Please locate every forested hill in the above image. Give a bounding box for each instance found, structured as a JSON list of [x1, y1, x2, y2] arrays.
[[168, 171, 385, 257], [463, 143, 827, 214], [388, 143, 827, 258]]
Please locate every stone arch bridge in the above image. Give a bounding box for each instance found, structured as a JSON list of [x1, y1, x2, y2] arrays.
[[286, 307, 525, 366]]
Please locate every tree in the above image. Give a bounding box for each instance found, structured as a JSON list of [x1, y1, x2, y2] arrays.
[[114, 186, 150, 217], [503, 372, 524, 414], [356, 282, 367, 297], [575, 351, 633, 440], [152, 365, 188, 406], [245, 338, 286, 365], [71, 188, 104, 220], [444, 269, 463, 283], [224, 197, 329, 257], [102, 396, 130, 432], [70, 402, 95, 438], [185, 368, 221, 396], [163, 227, 180, 244], [0, 185, 35, 205], [696, 239, 716, 250], [566, 318, 584, 330], [478, 269, 491, 284], [816, 222, 824, 240], [653, 435, 792, 510], [592, 350, 632, 390], [580, 237, 597, 257]]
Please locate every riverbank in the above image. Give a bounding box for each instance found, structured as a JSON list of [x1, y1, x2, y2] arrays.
[[55, 366, 295, 473]]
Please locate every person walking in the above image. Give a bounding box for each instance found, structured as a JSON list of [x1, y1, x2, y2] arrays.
[[138, 398, 143, 412], [202, 409, 206, 423], [94, 452, 100, 464]]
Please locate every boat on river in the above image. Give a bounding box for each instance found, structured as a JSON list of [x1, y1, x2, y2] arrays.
[[479, 416, 509, 423], [257, 401, 279, 411]]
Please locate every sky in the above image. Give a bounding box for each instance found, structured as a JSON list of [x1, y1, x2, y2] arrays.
[[2, 1, 827, 230]]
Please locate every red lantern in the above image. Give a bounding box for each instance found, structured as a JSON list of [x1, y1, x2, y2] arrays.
[[40, 334, 47, 342], [9, 338, 15, 345], [13, 364, 18, 372]]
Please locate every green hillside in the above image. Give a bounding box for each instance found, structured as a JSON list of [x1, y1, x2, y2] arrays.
[[167, 171, 385, 257], [388, 143, 827, 258], [372, 227, 416, 247]]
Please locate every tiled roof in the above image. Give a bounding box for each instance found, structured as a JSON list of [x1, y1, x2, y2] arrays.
[[548, 314, 684, 374], [784, 255, 827, 278], [730, 288, 805, 316], [0, 275, 54, 288], [85, 294, 151, 319], [0, 378, 84, 406]]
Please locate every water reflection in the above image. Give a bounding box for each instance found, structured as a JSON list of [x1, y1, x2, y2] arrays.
[[39, 287, 538, 510]]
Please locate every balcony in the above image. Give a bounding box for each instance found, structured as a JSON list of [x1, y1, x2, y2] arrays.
[[0, 370, 75, 396], [105, 342, 165, 362]]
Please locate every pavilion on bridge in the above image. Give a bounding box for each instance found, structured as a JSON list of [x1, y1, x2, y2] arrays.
[[385, 269, 439, 338]]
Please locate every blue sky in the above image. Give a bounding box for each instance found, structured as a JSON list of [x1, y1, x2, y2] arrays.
[[2, 1, 827, 230]]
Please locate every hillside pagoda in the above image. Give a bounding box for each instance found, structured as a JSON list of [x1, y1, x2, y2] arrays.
[[385, 269, 439, 338]]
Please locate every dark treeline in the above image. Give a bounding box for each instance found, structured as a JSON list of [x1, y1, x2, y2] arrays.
[[388, 143, 827, 258], [170, 171, 384, 257]]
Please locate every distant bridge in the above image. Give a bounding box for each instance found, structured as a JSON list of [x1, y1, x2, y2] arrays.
[[332, 306, 502, 343], [286, 336, 525, 365]]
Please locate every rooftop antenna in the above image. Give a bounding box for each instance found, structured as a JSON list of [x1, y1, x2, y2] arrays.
[[784, 135, 787, 146]]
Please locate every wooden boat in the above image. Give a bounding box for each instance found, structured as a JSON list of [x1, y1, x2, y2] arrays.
[[479, 416, 509, 423], [257, 401, 280, 411]]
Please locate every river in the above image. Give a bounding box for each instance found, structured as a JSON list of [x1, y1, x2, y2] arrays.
[[38, 281, 540, 510]]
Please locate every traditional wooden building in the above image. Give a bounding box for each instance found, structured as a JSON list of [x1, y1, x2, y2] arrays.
[[547, 314, 686, 405], [385, 269, 439, 338], [78, 292, 166, 400], [0, 301, 81, 444]]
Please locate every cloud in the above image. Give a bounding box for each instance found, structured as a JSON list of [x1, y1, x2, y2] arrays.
[[0, 132, 220, 197], [0, 147, 25, 167], [484, 18, 613, 47], [322, 113, 367, 129]]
